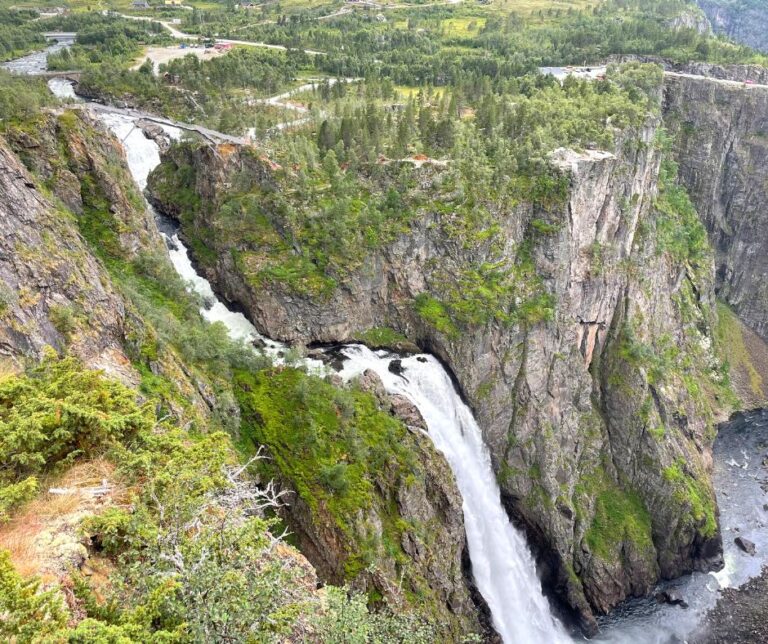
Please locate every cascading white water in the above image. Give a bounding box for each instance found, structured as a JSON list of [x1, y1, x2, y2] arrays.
[[88, 106, 766, 644], [98, 112, 323, 371], [97, 113, 264, 341], [99, 109, 569, 643], [339, 345, 571, 644]]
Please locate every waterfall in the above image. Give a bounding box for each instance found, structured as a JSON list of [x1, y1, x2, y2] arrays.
[[339, 345, 571, 643], [99, 112, 326, 370], [98, 114, 262, 341], [101, 111, 569, 643], [4, 40, 753, 644]]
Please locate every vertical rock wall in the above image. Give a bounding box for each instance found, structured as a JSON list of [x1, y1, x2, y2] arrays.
[[664, 74, 768, 341], [147, 110, 727, 630]]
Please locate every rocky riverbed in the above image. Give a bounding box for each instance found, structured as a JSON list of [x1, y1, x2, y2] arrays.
[[694, 566, 768, 643], [595, 408, 768, 642], [691, 410, 768, 643]]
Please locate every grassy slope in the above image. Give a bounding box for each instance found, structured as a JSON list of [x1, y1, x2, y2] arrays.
[[717, 301, 768, 408]]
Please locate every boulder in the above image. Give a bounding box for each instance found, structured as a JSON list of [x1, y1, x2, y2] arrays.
[[357, 369, 386, 400], [655, 589, 689, 609], [389, 394, 427, 430], [735, 536, 756, 555], [388, 359, 405, 376]]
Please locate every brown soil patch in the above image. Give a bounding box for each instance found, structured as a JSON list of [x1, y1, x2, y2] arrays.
[[0, 459, 119, 582]]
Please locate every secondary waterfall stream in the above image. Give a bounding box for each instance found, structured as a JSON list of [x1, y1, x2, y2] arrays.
[[35, 74, 768, 643], [96, 112, 323, 370], [1, 35, 73, 75]]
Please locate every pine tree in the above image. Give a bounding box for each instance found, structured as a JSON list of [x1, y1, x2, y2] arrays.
[[339, 116, 355, 150], [317, 119, 335, 152]]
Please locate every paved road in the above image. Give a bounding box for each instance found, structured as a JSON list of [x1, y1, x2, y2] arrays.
[[80, 43, 768, 148], [92, 68, 768, 146], [541, 66, 768, 90], [120, 14, 325, 55], [665, 70, 768, 90]]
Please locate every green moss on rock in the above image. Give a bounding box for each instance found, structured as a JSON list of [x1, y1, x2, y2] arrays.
[[234, 367, 417, 554], [663, 460, 717, 538], [576, 468, 654, 563]]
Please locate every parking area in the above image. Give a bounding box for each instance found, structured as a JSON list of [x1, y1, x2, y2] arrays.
[[131, 44, 227, 74]]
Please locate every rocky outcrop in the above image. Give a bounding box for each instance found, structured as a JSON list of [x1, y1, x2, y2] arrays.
[[148, 109, 727, 631], [1, 106, 472, 636], [237, 365, 485, 639], [0, 133, 133, 382], [3, 109, 224, 425], [137, 118, 172, 153], [669, 7, 712, 35], [663, 73, 768, 342], [6, 109, 165, 260], [696, 0, 768, 53]]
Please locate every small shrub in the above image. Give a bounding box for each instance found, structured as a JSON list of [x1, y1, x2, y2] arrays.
[[354, 327, 410, 349], [0, 284, 16, 317], [320, 462, 350, 494], [0, 351, 151, 509], [414, 294, 458, 337], [313, 586, 435, 642], [0, 478, 38, 523], [530, 218, 561, 235], [0, 551, 67, 642], [49, 304, 78, 336]]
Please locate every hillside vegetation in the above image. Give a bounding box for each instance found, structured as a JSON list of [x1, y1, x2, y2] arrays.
[[0, 0, 765, 639]]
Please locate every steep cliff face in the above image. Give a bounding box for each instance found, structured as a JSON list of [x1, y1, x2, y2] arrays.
[[248, 369, 484, 638], [0, 133, 133, 382], [148, 112, 727, 630], [7, 109, 165, 260], [1, 108, 487, 639], [668, 6, 712, 35], [3, 108, 227, 424], [664, 73, 768, 342], [0, 108, 482, 640], [696, 0, 768, 52]]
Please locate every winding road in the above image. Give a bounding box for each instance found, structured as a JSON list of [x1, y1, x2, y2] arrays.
[[120, 13, 325, 55], [79, 68, 767, 148], [259, 77, 362, 132]]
